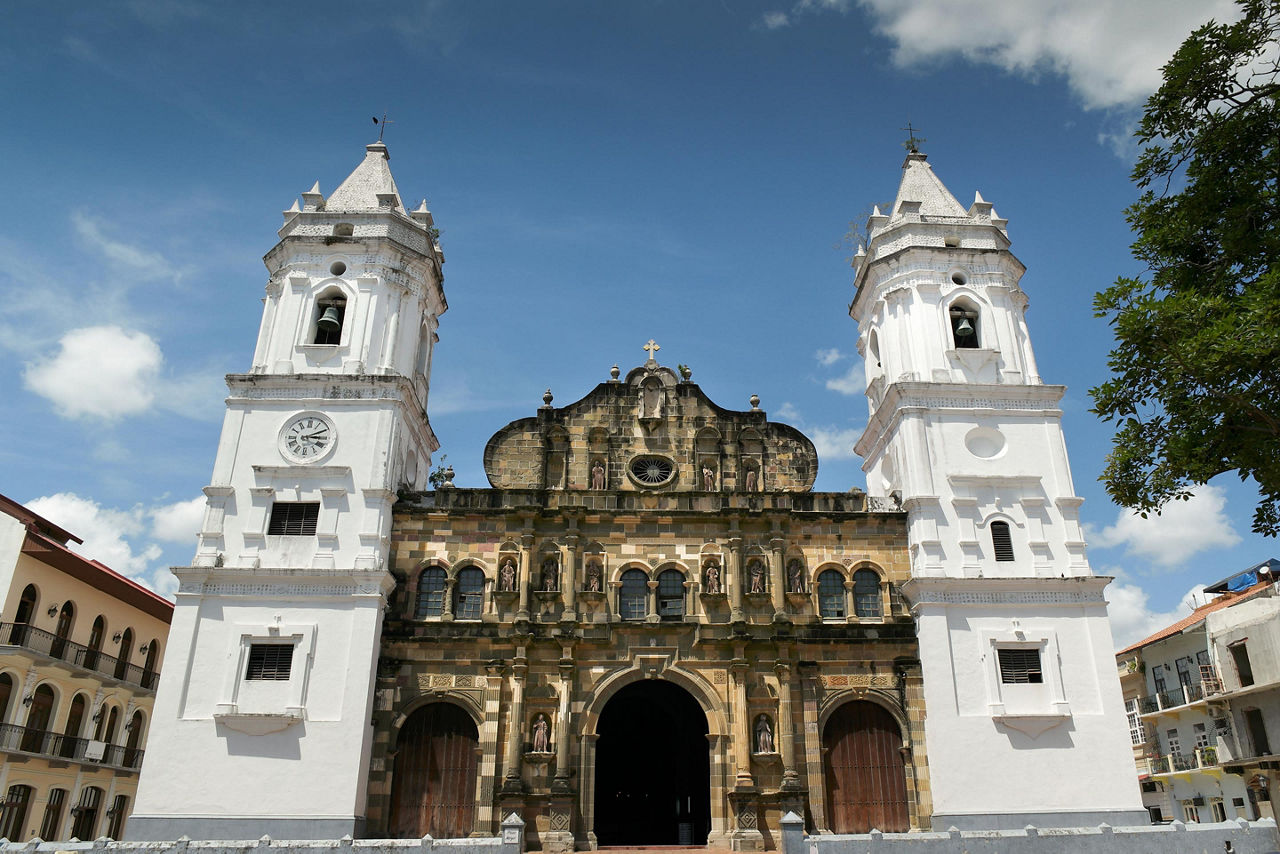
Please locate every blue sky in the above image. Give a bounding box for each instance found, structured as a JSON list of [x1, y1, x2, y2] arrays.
[[0, 0, 1267, 648]]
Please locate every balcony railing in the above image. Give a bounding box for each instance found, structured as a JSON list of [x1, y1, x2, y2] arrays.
[[0, 723, 142, 770], [1139, 681, 1216, 715], [0, 623, 158, 691], [1150, 747, 1218, 775]]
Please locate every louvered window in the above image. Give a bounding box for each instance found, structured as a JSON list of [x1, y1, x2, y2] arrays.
[[990, 521, 1015, 561], [997, 648, 1042, 684], [245, 643, 293, 681], [267, 502, 319, 536]]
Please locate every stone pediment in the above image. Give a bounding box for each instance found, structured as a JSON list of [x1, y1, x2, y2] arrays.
[[482, 357, 817, 493]]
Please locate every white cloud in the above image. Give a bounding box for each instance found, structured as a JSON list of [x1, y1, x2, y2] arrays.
[[825, 363, 863, 395], [776, 401, 801, 421], [762, 11, 790, 29], [25, 493, 174, 594], [1090, 485, 1242, 568], [1106, 579, 1205, 650], [72, 210, 181, 282], [150, 497, 205, 545], [809, 427, 862, 461], [815, 347, 843, 366], [23, 326, 163, 419]]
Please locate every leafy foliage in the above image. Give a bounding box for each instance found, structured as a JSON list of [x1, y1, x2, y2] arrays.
[[1091, 0, 1280, 534]]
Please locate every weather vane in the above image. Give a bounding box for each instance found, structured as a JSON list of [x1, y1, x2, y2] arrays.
[[372, 112, 395, 142], [901, 122, 925, 154]]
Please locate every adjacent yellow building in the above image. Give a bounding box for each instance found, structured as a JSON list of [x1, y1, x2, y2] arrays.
[[0, 495, 172, 841]]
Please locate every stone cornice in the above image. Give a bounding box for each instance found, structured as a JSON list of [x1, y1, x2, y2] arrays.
[[901, 575, 1113, 610], [173, 565, 396, 598]]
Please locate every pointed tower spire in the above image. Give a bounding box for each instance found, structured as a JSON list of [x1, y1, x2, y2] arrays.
[[891, 152, 967, 218], [326, 141, 405, 212]]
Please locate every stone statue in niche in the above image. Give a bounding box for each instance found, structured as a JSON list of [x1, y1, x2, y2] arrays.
[[584, 560, 602, 593], [704, 562, 721, 595], [640, 379, 665, 420], [541, 557, 559, 592], [591, 459, 606, 490], [788, 560, 805, 593], [745, 466, 758, 492], [754, 714, 774, 754], [702, 464, 716, 491], [499, 559, 516, 592], [532, 713, 551, 753], [749, 560, 766, 594]]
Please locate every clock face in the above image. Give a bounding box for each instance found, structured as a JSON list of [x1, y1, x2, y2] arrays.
[[281, 415, 334, 462]]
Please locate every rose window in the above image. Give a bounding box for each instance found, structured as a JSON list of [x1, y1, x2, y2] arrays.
[[628, 455, 676, 487]]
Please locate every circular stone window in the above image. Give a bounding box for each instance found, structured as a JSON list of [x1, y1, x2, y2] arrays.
[[964, 426, 1006, 459], [628, 455, 676, 488], [330, 260, 347, 276]]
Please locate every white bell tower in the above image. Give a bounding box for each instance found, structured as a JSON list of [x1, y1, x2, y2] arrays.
[[851, 151, 1145, 830], [130, 142, 446, 840]]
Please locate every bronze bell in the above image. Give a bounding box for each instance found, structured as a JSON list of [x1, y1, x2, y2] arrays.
[[317, 305, 342, 332], [954, 316, 975, 338]]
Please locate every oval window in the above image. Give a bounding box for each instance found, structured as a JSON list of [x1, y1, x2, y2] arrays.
[[628, 455, 676, 488]]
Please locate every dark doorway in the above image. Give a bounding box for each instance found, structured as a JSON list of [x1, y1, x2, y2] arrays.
[[594, 679, 710, 846], [823, 701, 910, 833], [389, 702, 479, 839]]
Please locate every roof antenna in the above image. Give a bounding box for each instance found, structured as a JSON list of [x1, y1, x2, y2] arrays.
[[901, 121, 925, 154], [372, 112, 395, 142]]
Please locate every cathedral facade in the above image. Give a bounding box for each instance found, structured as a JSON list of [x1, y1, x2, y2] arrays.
[[128, 141, 1144, 846]]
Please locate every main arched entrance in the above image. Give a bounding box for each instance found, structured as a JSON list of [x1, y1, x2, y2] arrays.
[[822, 701, 909, 833], [594, 679, 710, 846], [389, 702, 479, 839]]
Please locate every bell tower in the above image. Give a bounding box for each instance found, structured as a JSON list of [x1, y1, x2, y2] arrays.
[[851, 151, 1145, 829], [130, 142, 446, 840]]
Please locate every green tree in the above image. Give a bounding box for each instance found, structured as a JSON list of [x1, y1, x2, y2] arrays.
[[1091, 0, 1280, 535]]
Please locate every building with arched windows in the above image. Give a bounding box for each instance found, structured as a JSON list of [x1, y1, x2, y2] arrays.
[[0, 494, 172, 842]]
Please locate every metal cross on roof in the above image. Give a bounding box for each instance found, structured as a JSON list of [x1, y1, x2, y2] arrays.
[[901, 122, 926, 154], [372, 112, 395, 142]]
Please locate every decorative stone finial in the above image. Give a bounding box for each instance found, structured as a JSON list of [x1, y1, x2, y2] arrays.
[[750, 393, 760, 411], [678, 364, 691, 381], [442, 465, 455, 488], [610, 364, 620, 381], [542, 389, 554, 407]]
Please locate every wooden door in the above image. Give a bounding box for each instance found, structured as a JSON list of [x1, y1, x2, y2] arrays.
[[823, 701, 909, 833], [390, 703, 478, 839]]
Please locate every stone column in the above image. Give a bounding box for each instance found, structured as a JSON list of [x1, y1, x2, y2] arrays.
[[502, 660, 528, 793], [562, 534, 579, 622], [477, 662, 506, 831], [798, 663, 827, 831], [553, 656, 574, 792], [442, 576, 456, 620], [517, 533, 533, 621], [775, 660, 801, 790], [728, 535, 744, 622], [731, 659, 755, 789], [769, 534, 787, 619], [646, 579, 660, 623]]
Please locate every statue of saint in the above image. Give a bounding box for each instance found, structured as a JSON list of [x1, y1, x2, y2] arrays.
[[532, 714, 551, 753], [750, 561, 766, 594], [702, 464, 715, 491], [755, 715, 774, 754], [745, 467, 758, 491], [591, 460, 606, 490], [704, 562, 721, 595], [585, 561, 602, 593], [640, 379, 664, 420], [542, 558, 559, 592], [499, 559, 516, 592], [789, 560, 805, 593]]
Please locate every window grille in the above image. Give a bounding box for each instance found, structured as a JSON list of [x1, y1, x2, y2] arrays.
[[997, 648, 1042, 684], [853, 569, 882, 618], [990, 521, 1015, 561], [267, 502, 319, 536], [245, 643, 293, 681], [818, 570, 845, 619], [415, 567, 447, 618], [657, 570, 685, 619], [453, 568, 484, 620], [619, 570, 647, 621]]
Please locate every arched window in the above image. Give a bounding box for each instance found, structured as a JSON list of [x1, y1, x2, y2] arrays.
[[414, 567, 447, 619], [619, 570, 648, 621], [70, 786, 102, 841], [853, 569, 882, 618], [991, 521, 1015, 562], [105, 794, 129, 840], [657, 570, 685, 620], [103, 706, 120, 745], [85, 616, 105, 671], [313, 292, 347, 345], [142, 641, 160, 689], [114, 628, 134, 681], [0, 784, 32, 841], [0, 673, 13, 725], [50, 601, 74, 660], [818, 570, 846, 619], [22, 684, 54, 753], [123, 711, 145, 769], [39, 788, 65, 842], [949, 301, 980, 349], [61, 693, 87, 758], [9, 585, 36, 645], [453, 568, 484, 620]]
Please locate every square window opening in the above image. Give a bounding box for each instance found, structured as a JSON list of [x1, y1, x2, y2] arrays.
[[245, 643, 293, 681], [997, 647, 1043, 684], [268, 502, 319, 536]]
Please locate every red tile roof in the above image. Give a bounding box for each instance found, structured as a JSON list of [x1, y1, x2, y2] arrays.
[[1117, 581, 1273, 655]]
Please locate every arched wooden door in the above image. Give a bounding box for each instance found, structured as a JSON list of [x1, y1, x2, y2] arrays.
[[823, 701, 909, 833], [389, 703, 478, 839]]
